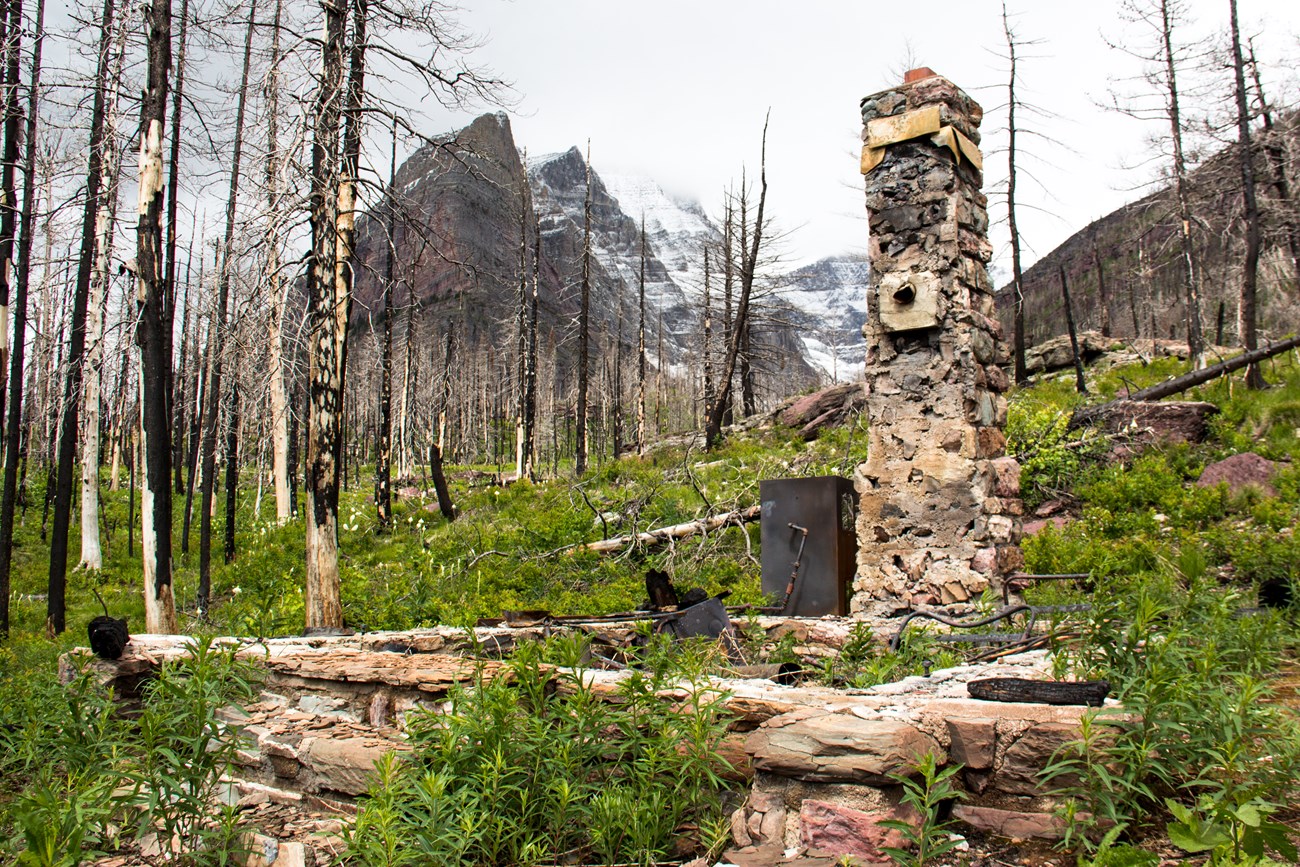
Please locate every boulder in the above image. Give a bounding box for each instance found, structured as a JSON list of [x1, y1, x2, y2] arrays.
[[992, 722, 1079, 795], [952, 805, 1071, 841], [799, 800, 916, 864], [301, 737, 404, 796], [775, 383, 867, 439], [1090, 400, 1219, 446], [1196, 452, 1277, 498], [746, 711, 942, 784], [1025, 331, 1114, 374]]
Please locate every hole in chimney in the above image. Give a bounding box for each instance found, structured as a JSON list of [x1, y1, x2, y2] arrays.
[[893, 282, 916, 305]]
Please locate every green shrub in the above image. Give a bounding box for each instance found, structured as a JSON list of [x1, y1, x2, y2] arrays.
[[345, 643, 737, 866]]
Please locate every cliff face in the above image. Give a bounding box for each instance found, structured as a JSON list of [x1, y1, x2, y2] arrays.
[[352, 113, 824, 395], [998, 111, 1300, 348]]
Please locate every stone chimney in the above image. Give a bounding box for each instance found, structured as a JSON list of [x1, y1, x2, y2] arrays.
[[852, 69, 1022, 616]]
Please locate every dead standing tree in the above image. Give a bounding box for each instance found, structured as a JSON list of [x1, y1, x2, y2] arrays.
[[47, 0, 118, 634], [705, 114, 769, 451], [303, 0, 499, 626], [1227, 0, 1263, 388], [136, 0, 178, 633], [198, 0, 256, 615], [304, 0, 348, 630], [1109, 0, 1208, 366], [0, 0, 44, 638]]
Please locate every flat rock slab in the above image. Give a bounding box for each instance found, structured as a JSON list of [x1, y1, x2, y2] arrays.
[[747, 711, 942, 783]]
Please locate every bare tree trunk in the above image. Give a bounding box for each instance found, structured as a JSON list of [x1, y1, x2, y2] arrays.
[[180, 248, 206, 551], [375, 122, 395, 529], [522, 213, 539, 479], [513, 168, 529, 478], [1092, 238, 1111, 337], [1003, 2, 1029, 384], [222, 380, 238, 561], [428, 323, 454, 520], [701, 246, 712, 420], [0, 0, 22, 436], [1229, 0, 1264, 389], [1158, 0, 1204, 365], [1059, 264, 1088, 395], [1247, 44, 1300, 288], [304, 0, 348, 629], [721, 199, 733, 427], [706, 116, 768, 450], [172, 219, 194, 494], [163, 0, 187, 492], [80, 16, 127, 572], [264, 0, 289, 523], [612, 270, 623, 458], [397, 300, 414, 478], [575, 142, 591, 475], [0, 0, 43, 638], [198, 0, 254, 612], [637, 215, 647, 455], [48, 0, 117, 634], [135, 0, 176, 633]]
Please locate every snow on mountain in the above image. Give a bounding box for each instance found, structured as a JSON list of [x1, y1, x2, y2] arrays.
[[781, 256, 869, 382], [527, 147, 865, 387]]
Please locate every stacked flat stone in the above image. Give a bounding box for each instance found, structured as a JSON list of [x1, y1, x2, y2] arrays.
[[853, 71, 1023, 616]]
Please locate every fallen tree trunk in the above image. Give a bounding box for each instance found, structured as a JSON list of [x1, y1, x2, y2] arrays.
[[1071, 334, 1300, 428], [586, 505, 761, 554]]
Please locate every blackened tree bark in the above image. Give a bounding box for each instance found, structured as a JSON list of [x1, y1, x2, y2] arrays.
[[428, 323, 455, 520], [1091, 236, 1111, 337], [0, 0, 22, 429], [222, 380, 238, 561], [523, 213, 539, 478], [198, 0, 255, 614], [376, 122, 395, 530], [1059, 264, 1088, 395], [163, 0, 187, 494], [135, 0, 176, 633], [304, 0, 348, 629], [47, 0, 116, 634], [1229, 0, 1264, 389], [0, 0, 42, 638]]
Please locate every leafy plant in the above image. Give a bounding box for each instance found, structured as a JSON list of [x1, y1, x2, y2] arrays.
[[1075, 825, 1157, 867], [880, 754, 966, 867], [1166, 795, 1296, 865], [345, 649, 737, 866], [128, 636, 261, 862]]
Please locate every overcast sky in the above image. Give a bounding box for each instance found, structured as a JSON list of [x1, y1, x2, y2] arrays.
[[409, 0, 1299, 277]]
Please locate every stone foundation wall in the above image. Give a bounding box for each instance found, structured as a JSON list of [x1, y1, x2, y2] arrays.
[[70, 627, 1113, 864], [853, 70, 1023, 616]]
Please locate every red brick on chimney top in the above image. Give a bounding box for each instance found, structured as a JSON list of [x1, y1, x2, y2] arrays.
[[904, 67, 938, 83]]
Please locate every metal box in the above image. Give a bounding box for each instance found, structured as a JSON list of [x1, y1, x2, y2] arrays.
[[760, 476, 858, 616]]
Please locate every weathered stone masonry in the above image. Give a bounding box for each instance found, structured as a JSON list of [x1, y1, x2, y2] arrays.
[[853, 69, 1023, 615]]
